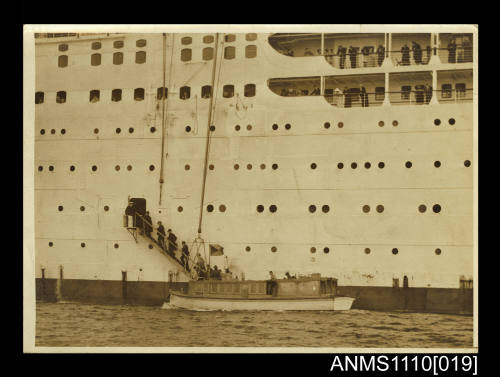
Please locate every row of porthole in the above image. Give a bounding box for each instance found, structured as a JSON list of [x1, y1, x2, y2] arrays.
[[48, 241, 120, 248], [58, 39, 145, 52], [39, 165, 156, 172], [39, 127, 158, 135], [57, 205, 110, 212], [241, 246, 443, 255]]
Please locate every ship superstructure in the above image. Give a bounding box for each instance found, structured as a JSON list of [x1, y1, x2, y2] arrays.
[[33, 28, 475, 312]]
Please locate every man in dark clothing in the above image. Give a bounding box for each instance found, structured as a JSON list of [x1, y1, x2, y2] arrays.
[[377, 44, 385, 66], [425, 84, 433, 104], [266, 271, 278, 296], [360, 86, 369, 107], [213, 265, 222, 280], [181, 241, 190, 271], [125, 202, 134, 227], [337, 45, 347, 69], [343, 87, 351, 108], [401, 44, 410, 66], [144, 211, 153, 238], [412, 42, 422, 64], [167, 229, 178, 256], [448, 38, 457, 63], [348, 46, 357, 68], [157, 221, 166, 250]]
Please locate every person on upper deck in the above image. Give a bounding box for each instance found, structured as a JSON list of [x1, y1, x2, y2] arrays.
[[447, 38, 457, 63], [348, 46, 357, 68], [412, 41, 422, 64], [267, 271, 278, 296], [285, 272, 292, 279], [304, 47, 313, 56], [401, 44, 410, 66], [157, 221, 166, 249], [213, 265, 222, 280], [377, 44, 385, 66], [337, 45, 347, 69], [166, 229, 178, 256], [144, 211, 152, 238]]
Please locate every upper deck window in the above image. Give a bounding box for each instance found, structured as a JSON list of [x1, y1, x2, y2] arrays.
[[245, 45, 257, 58], [157, 87, 168, 100], [441, 84, 452, 98], [91, 42, 101, 50], [134, 88, 145, 101], [456, 83, 466, 98], [203, 47, 214, 61], [113, 52, 123, 65], [56, 91, 66, 103], [181, 36, 192, 45], [113, 40, 124, 48], [223, 84, 234, 98], [89, 90, 100, 103], [224, 46, 235, 59], [181, 48, 192, 62], [246, 33, 257, 41], [225, 34, 236, 43], [58, 55, 68, 67], [111, 89, 122, 102], [201, 85, 212, 99], [203, 35, 214, 44], [58, 44, 68, 52], [136, 39, 147, 47], [244, 84, 256, 97], [35, 92, 44, 104], [91, 53, 101, 66], [136, 51, 146, 64], [375, 87, 385, 101], [401, 85, 411, 100], [180, 86, 191, 100]]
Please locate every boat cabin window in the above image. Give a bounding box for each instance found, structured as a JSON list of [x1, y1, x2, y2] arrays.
[[180, 86, 191, 100], [113, 52, 123, 65], [225, 34, 236, 43], [91, 53, 101, 66], [223, 84, 234, 98], [135, 51, 146, 64], [375, 86, 385, 101], [244, 84, 256, 97], [456, 83, 466, 98], [245, 45, 257, 58], [91, 41, 101, 50], [58, 55, 68, 68], [134, 88, 145, 101], [181, 36, 192, 45], [89, 90, 100, 103], [111, 89, 122, 102], [441, 83, 452, 98], [58, 43, 68, 52], [224, 46, 235, 60], [114, 40, 124, 48], [35, 91, 44, 104], [203, 35, 214, 44], [268, 76, 321, 97], [202, 47, 213, 61], [56, 91, 66, 104], [136, 39, 147, 47], [401, 85, 411, 100], [201, 85, 212, 99], [157, 87, 168, 100], [181, 48, 192, 62]]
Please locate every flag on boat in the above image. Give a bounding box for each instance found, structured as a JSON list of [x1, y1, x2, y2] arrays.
[[209, 244, 224, 256]]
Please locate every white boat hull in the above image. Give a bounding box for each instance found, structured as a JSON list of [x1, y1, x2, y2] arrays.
[[168, 293, 355, 311]]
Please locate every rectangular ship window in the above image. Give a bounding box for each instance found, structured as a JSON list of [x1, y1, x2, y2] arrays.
[[441, 84, 452, 98], [375, 86, 385, 101], [56, 91, 66, 103], [401, 86, 411, 100], [35, 91, 44, 104], [456, 83, 466, 98], [157, 87, 168, 100], [89, 90, 100, 103]]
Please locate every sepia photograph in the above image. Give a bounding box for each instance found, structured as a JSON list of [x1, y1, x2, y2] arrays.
[[23, 24, 477, 352]]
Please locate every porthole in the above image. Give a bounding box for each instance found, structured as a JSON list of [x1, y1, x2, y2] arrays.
[[405, 161, 412, 168], [392, 120, 399, 127], [362, 205, 370, 213], [92, 165, 97, 171], [310, 247, 316, 253], [129, 127, 134, 134], [260, 164, 266, 170], [234, 164, 240, 170], [127, 165, 132, 171], [269, 205, 277, 213], [364, 248, 371, 254], [272, 163, 278, 170], [432, 204, 441, 213], [210, 125, 216, 132], [376, 204, 384, 213], [49, 166, 54, 172], [464, 160, 471, 167], [185, 126, 191, 132], [177, 206, 183, 212], [219, 204, 226, 212], [115, 165, 120, 171], [322, 205, 330, 213], [310, 163, 317, 170], [434, 160, 441, 168], [149, 165, 155, 171], [58, 206, 63, 211], [40, 129, 45, 135], [285, 123, 291, 130], [272, 124, 278, 130], [184, 164, 190, 171], [434, 119, 441, 126], [309, 205, 316, 213], [337, 162, 344, 169], [378, 121, 384, 127], [338, 122, 344, 128], [351, 162, 357, 169], [435, 248, 442, 255], [418, 204, 427, 213], [246, 125, 252, 131], [49, 242, 53, 247], [449, 118, 455, 125], [80, 206, 85, 211], [235, 125, 241, 131], [378, 162, 385, 169], [116, 128, 121, 134], [246, 246, 251, 252], [51, 129, 56, 134], [324, 122, 331, 129], [150, 127, 156, 133], [256, 205, 264, 213], [94, 128, 99, 134], [38, 166, 43, 172], [81, 242, 86, 248], [209, 164, 214, 170], [364, 162, 371, 169], [392, 248, 399, 255], [61, 129, 66, 135], [247, 164, 252, 170], [114, 243, 119, 249], [104, 205, 109, 211], [148, 244, 153, 249], [271, 246, 277, 253], [323, 247, 330, 254], [207, 204, 214, 212]]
